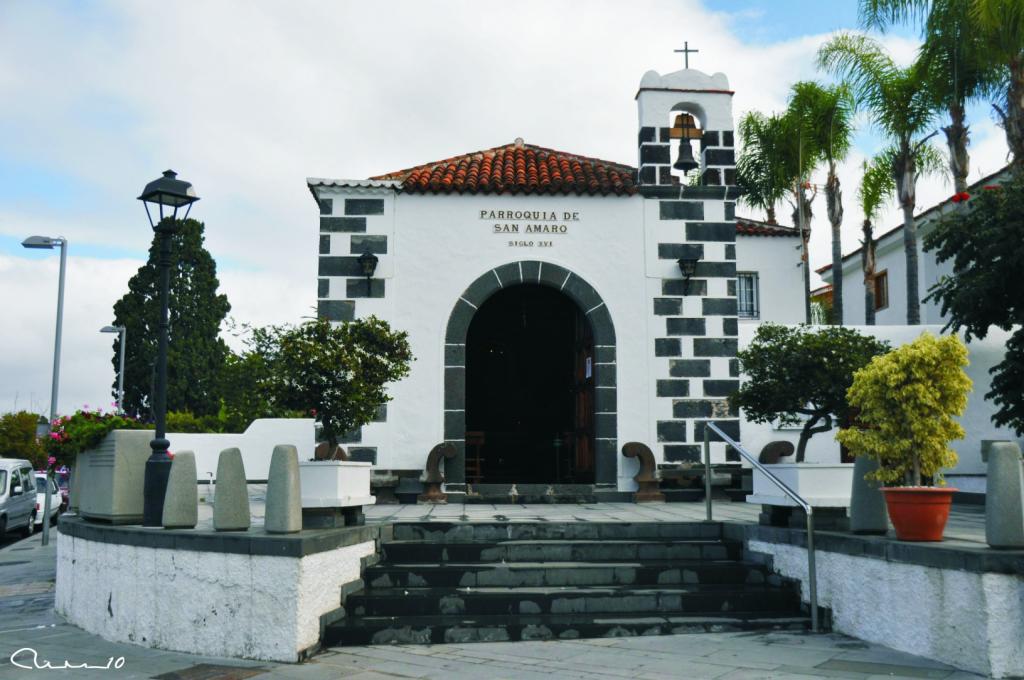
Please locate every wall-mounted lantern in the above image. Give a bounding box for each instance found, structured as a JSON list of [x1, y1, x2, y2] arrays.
[[677, 256, 700, 295], [358, 251, 379, 294]]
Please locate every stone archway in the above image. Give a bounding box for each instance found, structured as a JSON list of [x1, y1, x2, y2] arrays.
[[442, 261, 617, 491]]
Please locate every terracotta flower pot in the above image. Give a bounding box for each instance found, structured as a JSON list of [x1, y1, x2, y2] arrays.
[[882, 486, 957, 542]]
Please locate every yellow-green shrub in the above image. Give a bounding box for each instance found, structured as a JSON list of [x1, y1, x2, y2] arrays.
[[836, 333, 972, 486]]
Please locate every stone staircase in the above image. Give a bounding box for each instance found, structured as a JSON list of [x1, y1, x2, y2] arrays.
[[323, 521, 810, 646]]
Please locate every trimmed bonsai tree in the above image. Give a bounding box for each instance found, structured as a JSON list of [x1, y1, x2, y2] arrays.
[[731, 324, 890, 462], [270, 317, 413, 450], [836, 332, 971, 486]]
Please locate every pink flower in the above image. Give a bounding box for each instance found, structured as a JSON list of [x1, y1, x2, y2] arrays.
[[49, 432, 60, 440], [48, 456, 57, 466]]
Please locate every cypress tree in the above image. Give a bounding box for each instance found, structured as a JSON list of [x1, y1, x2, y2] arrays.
[[110, 219, 230, 419]]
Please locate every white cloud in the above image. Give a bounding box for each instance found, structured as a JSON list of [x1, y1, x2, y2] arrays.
[[0, 0, 1010, 413]]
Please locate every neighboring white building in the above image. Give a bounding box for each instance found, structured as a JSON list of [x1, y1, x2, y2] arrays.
[[307, 67, 806, 496], [817, 168, 1008, 326]]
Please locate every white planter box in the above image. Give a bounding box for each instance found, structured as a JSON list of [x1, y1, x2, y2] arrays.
[[746, 463, 854, 508], [298, 461, 376, 509]]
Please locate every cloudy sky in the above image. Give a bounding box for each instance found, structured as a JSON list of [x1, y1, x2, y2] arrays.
[[0, 0, 1010, 416]]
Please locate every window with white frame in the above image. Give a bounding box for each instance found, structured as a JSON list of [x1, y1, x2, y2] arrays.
[[737, 272, 759, 319]]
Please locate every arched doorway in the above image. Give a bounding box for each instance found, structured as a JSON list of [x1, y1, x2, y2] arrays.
[[465, 284, 594, 483], [443, 261, 617, 491]]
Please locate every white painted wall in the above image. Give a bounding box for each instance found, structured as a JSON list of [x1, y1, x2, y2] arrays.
[[737, 324, 1022, 489], [749, 539, 1024, 678], [829, 211, 959, 327], [735, 234, 804, 325], [55, 531, 375, 662]]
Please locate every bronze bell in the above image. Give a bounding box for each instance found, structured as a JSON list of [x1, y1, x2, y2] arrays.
[[674, 141, 699, 173], [671, 113, 702, 173]]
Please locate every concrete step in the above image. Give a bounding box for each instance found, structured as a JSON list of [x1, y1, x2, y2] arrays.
[[324, 612, 811, 646], [381, 538, 742, 563], [390, 521, 724, 543], [363, 559, 778, 588], [345, 584, 801, 617]]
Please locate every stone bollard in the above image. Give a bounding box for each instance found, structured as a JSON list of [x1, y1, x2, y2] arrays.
[[265, 445, 302, 534], [849, 456, 888, 535], [214, 448, 250, 532], [418, 443, 456, 503], [982, 440, 1024, 549], [162, 451, 198, 529], [622, 442, 665, 502]]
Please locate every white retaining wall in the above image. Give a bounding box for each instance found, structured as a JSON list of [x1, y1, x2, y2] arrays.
[[749, 539, 1024, 678], [55, 531, 374, 662]]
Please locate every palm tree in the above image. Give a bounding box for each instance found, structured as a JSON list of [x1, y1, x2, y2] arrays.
[[972, 1, 1024, 166], [861, 0, 1024, 171], [789, 82, 857, 325], [861, 0, 1001, 191], [736, 111, 791, 225], [818, 34, 938, 325], [737, 110, 817, 322], [856, 155, 896, 324]]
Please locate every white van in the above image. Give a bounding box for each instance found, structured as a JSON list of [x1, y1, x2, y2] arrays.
[[0, 459, 37, 538]]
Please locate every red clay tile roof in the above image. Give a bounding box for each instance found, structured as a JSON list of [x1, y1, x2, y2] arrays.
[[736, 216, 801, 237], [370, 140, 637, 196]]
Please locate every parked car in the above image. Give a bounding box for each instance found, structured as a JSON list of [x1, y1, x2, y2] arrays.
[[0, 458, 36, 538], [33, 473, 61, 528]]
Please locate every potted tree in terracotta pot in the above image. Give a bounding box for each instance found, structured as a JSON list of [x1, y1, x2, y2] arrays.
[[837, 332, 972, 541]]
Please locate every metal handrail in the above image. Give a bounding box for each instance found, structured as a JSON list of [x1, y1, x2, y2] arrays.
[[703, 422, 819, 633]]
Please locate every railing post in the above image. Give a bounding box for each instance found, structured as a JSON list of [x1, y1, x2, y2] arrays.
[[703, 426, 712, 521], [806, 509, 819, 632]]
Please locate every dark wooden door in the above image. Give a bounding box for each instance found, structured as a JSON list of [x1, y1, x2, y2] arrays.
[[573, 311, 595, 477]]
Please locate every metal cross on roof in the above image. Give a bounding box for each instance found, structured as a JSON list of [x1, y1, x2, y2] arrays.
[[674, 41, 698, 69]]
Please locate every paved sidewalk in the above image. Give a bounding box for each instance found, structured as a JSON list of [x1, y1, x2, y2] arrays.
[[0, 524, 983, 679]]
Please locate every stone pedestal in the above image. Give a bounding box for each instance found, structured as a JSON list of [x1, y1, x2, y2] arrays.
[[849, 457, 888, 535], [759, 505, 848, 531], [301, 506, 365, 529], [982, 441, 1024, 549]]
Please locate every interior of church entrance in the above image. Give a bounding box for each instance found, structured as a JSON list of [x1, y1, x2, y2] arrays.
[[465, 284, 595, 484]]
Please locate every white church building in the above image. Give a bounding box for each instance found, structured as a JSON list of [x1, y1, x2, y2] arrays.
[[307, 67, 805, 497]]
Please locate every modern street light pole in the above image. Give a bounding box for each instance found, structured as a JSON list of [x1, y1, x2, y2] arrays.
[[100, 325, 127, 412], [21, 235, 67, 547], [137, 170, 199, 527]]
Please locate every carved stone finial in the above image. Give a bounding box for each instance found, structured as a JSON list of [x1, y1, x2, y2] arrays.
[[419, 443, 457, 504], [622, 442, 665, 502]]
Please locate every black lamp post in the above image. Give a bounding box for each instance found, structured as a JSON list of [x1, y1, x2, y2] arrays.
[[357, 250, 379, 295], [677, 256, 700, 295], [137, 170, 199, 526]]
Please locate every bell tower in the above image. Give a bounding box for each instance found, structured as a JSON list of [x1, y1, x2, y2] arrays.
[[636, 68, 736, 187], [637, 65, 741, 470]]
